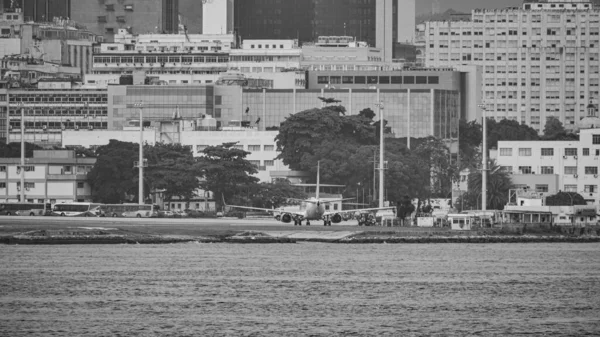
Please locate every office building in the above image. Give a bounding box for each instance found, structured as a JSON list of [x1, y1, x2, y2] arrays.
[[201, 0, 233, 35], [234, 0, 415, 63], [18, 0, 70, 22], [71, 0, 179, 42], [418, 0, 600, 132], [0, 149, 95, 203]]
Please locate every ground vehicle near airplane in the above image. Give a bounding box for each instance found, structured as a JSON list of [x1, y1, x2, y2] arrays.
[[226, 162, 395, 226], [52, 202, 104, 217], [100, 204, 158, 218], [0, 202, 52, 216]]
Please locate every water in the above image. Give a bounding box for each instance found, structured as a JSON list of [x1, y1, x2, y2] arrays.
[[1, 243, 600, 336]]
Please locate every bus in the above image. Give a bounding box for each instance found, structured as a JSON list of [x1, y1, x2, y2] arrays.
[[52, 202, 104, 217], [100, 204, 158, 218], [0, 202, 52, 216]]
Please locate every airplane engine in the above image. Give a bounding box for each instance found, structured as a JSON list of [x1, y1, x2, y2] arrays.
[[331, 214, 343, 223], [280, 213, 292, 223]]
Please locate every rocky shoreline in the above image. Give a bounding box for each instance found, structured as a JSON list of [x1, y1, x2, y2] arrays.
[[1, 228, 599, 245]]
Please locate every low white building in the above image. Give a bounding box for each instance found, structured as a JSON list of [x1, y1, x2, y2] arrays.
[[492, 128, 600, 205]]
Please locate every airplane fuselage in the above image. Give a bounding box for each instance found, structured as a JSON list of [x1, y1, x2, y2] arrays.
[[302, 201, 326, 220]]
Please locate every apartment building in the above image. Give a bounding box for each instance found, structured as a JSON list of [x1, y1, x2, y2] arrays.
[[492, 128, 600, 205], [0, 150, 95, 203], [418, 0, 600, 132]]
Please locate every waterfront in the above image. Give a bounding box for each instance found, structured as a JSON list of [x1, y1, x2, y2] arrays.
[[1, 243, 600, 336]]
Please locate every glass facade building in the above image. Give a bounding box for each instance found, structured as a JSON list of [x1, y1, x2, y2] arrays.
[[240, 88, 459, 140]]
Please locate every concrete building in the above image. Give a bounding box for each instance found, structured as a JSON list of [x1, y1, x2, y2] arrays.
[[19, 0, 70, 22], [0, 149, 95, 203], [85, 30, 233, 86], [301, 36, 390, 71], [4, 82, 108, 146], [71, 0, 179, 41], [233, 0, 415, 64], [418, 0, 600, 132], [492, 128, 600, 205], [201, 0, 233, 35]]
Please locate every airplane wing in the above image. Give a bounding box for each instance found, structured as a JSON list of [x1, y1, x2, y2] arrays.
[[324, 206, 396, 216], [226, 204, 306, 217]]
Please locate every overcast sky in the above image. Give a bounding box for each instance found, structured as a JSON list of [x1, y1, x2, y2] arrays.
[[415, 0, 524, 15]]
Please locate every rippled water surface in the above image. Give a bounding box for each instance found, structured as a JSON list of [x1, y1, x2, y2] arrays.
[[1, 243, 600, 336]]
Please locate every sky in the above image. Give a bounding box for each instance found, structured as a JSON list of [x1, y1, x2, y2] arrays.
[[415, 0, 524, 15]]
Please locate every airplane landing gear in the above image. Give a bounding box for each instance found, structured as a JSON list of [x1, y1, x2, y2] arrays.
[[323, 221, 331, 226], [306, 220, 311, 226]]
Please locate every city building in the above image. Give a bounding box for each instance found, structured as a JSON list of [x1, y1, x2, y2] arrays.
[[301, 36, 389, 71], [17, 0, 70, 22], [3, 81, 108, 146], [418, 0, 600, 132], [492, 128, 600, 205], [201, 0, 233, 35], [71, 0, 179, 41], [233, 0, 415, 64], [85, 30, 233, 86], [0, 149, 95, 203]]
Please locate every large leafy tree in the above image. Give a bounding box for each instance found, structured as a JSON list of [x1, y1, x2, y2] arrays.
[[249, 179, 307, 209], [542, 117, 579, 141], [413, 136, 457, 198], [486, 118, 540, 149], [144, 142, 202, 201], [545, 192, 587, 206], [197, 142, 259, 207], [0, 142, 42, 158], [87, 140, 139, 203]]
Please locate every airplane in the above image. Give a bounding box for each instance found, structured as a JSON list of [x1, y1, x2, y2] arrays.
[[225, 162, 396, 226]]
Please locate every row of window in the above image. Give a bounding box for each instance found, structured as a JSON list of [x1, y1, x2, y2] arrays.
[[196, 144, 276, 152], [9, 95, 107, 103], [9, 109, 108, 116], [512, 184, 597, 193], [0, 182, 86, 189], [93, 56, 229, 64], [316, 75, 440, 85], [511, 166, 599, 175], [500, 143, 600, 157], [0, 165, 92, 174]]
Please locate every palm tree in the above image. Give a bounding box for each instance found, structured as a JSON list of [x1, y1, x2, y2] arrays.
[[467, 159, 513, 210]]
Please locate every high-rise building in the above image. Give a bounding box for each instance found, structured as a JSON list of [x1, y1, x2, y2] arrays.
[[234, 0, 415, 62], [418, 0, 600, 131], [71, 0, 179, 42], [202, 0, 233, 35], [16, 0, 70, 22]]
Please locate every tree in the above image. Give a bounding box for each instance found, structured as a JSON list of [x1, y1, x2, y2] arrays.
[[0, 142, 42, 158], [486, 118, 539, 149], [413, 136, 457, 198], [87, 140, 139, 203], [545, 192, 587, 206], [543, 116, 565, 139], [458, 119, 482, 170], [249, 179, 307, 209], [197, 142, 259, 207], [144, 142, 202, 201], [358, 108, 375, 120], [465, 159, 513, 210], [396, 195, 415, 220]]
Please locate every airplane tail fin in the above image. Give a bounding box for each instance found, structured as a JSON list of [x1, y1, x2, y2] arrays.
[[316, 161, 320, 200]]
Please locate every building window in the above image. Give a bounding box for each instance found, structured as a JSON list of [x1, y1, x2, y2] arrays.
[[264, 160, 274, 167], [541, 148, 554, 156], [518, 148, 532, 156], [593, 134, 600, 144], [428, 76, 439, 84], [584, 185, 597, 193], [564, 148, 578, 156], [519, 166, 532, 174], [535, 184, 549, 193], [585, 166, 598, 175], [564, 166, 578, 174], [583, 148, 590, 156], [248, 145, 261, 151], [0, 166, 5, 172], [354, 76, 366, 84], [77, 182, 85, 188], [541, 166, 554, 174], [263, 145, 274, 151], [0, 182, 5, 188], [317, 76, 329, 84], [564, 184, 577, 192], [499, 148, 512, 156], [24, 182, 35, 189]]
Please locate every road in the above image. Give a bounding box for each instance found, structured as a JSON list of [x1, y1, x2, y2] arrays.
[[0, 216, 426, 237]]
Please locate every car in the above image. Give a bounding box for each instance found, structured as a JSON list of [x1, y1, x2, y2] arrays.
[[185, 209, 205, 218], [173, 210, 188, 218], [161, 210, 174, 218], [216, 211, 223, 217]]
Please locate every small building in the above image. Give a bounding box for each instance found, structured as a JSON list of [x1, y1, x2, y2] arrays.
[[0, 150, 96, 203], [447, 213, 474, 231]]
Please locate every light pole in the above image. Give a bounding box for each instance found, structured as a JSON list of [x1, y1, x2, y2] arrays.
[[477, 102, 487, 211], [134, 101, 144, 205], [18, 101, 25, 202], [375, 101, 385, 208]]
